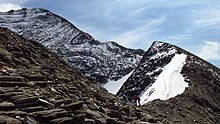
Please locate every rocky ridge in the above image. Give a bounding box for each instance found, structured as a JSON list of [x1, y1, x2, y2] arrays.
[[0, 8, 145, 84], [0, 27, 162, 124]]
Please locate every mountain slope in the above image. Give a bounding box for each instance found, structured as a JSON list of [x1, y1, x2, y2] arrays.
[[117, 41, 220, 123], [0, 27, 160, 124], [117, 41, 179, 100], [0, 8, 145, 84]]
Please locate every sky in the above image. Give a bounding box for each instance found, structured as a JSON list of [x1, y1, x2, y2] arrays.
[[0, 0, 220, 68]]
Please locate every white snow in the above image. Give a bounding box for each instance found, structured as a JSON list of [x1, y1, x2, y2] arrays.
[[104, 70, 134, 94], [140, 53, 188, 104]]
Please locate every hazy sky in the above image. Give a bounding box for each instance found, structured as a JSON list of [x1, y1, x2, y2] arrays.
[[0, 0, 220, 68]]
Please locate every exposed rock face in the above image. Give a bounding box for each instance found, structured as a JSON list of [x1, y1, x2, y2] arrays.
[[0, 8, 144, 84], [117, 41, 220, 123], [0, 27, 159, 124], [117, 41, 176, 98]]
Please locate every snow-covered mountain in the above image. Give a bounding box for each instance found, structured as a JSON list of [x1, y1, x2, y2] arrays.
[[116, 41, 220, 123], [117, 41, 187, 103], [116, 41, 220, 103], [0, 8, 144, 84]]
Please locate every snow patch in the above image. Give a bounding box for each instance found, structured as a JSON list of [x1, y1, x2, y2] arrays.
[[140, 53, 188, 104], [104, 70, 134, 94]]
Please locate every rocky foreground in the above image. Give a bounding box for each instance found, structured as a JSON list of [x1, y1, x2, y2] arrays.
[[0, 27, 161, 124]]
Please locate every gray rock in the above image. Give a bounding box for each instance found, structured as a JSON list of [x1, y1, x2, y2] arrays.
[[0, 82, 27, 87], [20, 106, 46, 113], [86, 109, 103, 119], [21, 74, 47, 81], [42, 110, 68, 119], [23, 116, 38, 124], [106, 117, 118, 124], [0, 101, 15, 110], [62, 101, 84, 111], [53, 99, 72, 107], [0, 76, 24, 82], [84, 118, 96, 124], [108, 109, 122, 118], [72, 114, 85, 123], [13, 96, 38, 104], [29, 108, 66, 117], [50, 117, 73, 124], [0, 116, 22, 124], [1, 110, 27, 117], [95, 118, 107, 124]]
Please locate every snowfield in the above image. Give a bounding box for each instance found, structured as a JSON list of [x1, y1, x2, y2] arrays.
[[140, 53, 188, 104], [104, 70, 134, 94]]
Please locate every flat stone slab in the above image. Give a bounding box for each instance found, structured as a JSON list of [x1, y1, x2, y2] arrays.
[[62, 101, 84, 111], [0, 81, 28, 87], [14, 96, 39, 104], [0, 76, 24, 82], [50, 117, 73, 124], [0, 116, 22, 124], [29, 108, 66, 117], [21, 74, 47, 81], [0, 101, 15, 110]]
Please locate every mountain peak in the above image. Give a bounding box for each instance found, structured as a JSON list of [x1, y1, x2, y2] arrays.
[[117, 41, 220, 123], [0, 8, 145, 84], [117, 41, 179, 98]]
